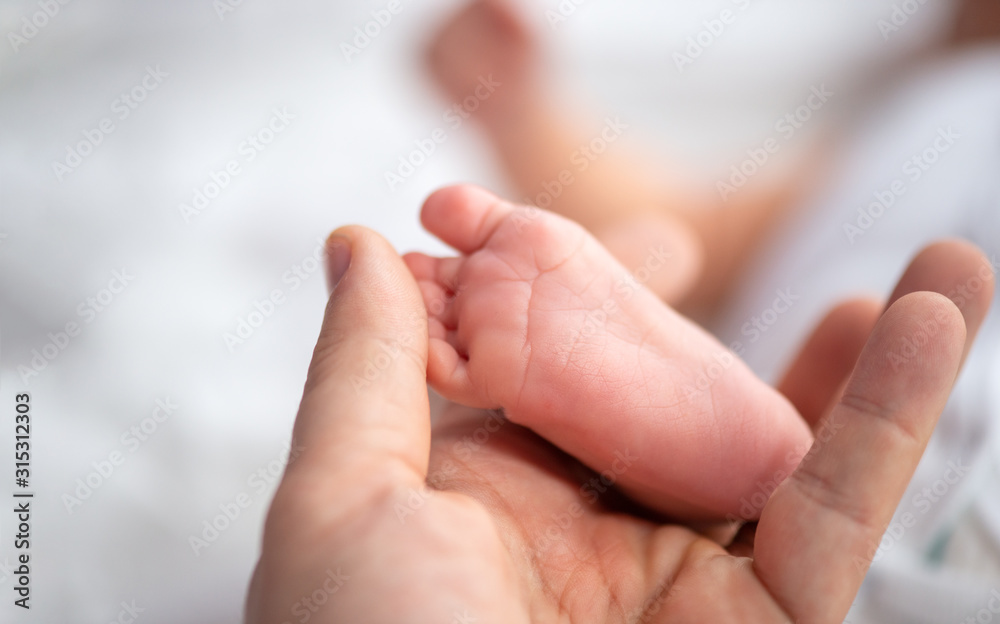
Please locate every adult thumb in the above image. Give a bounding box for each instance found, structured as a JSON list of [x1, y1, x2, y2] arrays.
[[288, 226, 430, 488]]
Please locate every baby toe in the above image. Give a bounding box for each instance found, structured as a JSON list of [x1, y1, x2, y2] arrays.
[[435, 256, 465, 296], [427, 317, 449, 342], [421, 185, 515, 254], [417, 280, 455, 325], [427, 338, 488, 408], [403, 252, 437, 281]]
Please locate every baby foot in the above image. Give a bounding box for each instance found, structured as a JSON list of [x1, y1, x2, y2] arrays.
[[425, 0, 539, 121], [406, 186, 812, 519]]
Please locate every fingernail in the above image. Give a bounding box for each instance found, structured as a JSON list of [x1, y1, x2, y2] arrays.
[[325, 234, 351, 293]]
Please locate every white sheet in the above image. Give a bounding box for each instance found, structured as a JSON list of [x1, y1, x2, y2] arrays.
[[711, 48, 1000, 623]]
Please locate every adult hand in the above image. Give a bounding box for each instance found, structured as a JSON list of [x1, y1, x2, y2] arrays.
[[245, 229, 991, 624]]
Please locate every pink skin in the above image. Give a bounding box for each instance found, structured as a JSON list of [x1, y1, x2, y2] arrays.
[[405, 186, 813, 520]]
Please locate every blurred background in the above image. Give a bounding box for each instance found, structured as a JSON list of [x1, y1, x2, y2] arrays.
[[0, 0, 997, 622]]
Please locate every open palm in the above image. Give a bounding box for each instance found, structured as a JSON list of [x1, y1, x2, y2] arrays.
[[246, 229, 991, 624]]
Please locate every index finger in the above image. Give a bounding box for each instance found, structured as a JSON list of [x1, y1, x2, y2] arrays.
[[777, 240, 994, 429], [754, 291, 968, 624]]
